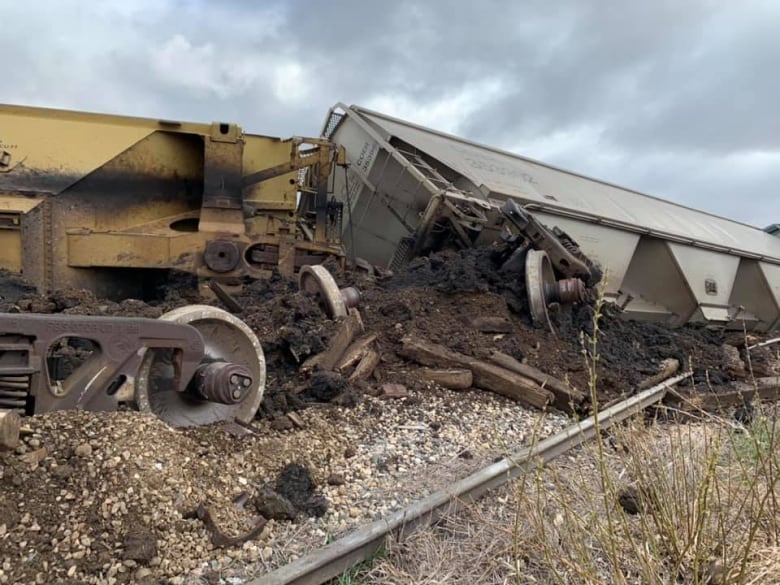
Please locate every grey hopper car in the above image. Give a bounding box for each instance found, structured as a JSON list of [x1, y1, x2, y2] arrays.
[[322, 104, 780, 331]]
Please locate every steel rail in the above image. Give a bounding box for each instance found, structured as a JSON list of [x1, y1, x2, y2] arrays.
[[249, 371, 691, 585], [748, 337, 780, 351]]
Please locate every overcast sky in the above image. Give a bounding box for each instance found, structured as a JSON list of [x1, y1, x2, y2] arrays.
[[2, 0, 778, 228]]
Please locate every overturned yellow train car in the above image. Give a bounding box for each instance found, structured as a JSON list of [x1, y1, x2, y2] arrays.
[[0, 104, 345, 299]]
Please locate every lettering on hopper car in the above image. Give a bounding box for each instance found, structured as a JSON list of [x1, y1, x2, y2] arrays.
[[355, 141, 378, 174], [346, 169, 362, 209], [0, 140, 19, 149], [464, 156, 538, 184], [448, 144, 538, 184]]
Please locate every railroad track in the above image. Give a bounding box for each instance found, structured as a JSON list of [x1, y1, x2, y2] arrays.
[[249, 371, 692, 585]]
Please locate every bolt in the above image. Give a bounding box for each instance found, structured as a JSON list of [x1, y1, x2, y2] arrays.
[[340, 287, 362, 309], [191, 362, 253, 404], [556, 278, 586, 304]]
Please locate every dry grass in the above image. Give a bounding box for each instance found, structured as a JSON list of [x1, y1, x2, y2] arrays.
[[515, 411, 780, 584], [346, 409, 780, 584], [746, 545, 780, 585], [341, 291, 780, 584], [352, 494, 521, 584]]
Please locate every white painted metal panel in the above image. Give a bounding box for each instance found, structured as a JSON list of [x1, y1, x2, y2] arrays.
[[666, 244, 741, 307], [352, 106, 780, 263], [762, 262, 780, 313], [323, 104, 780, 331], [533, 212, 640, 295]]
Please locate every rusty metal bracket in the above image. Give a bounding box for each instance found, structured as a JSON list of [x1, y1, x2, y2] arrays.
[[0, 313, 205, 414], [197, 495, 268, 548], [501, 199, 596, 283]]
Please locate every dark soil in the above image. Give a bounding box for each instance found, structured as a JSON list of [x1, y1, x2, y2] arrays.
[[274, 463, 328, 518], [302, 370, 357, 406], [0, 248, 766, 420], [253, 462, 329, 521], [0, 269, 37, 303], [354, 248, 737, 403]]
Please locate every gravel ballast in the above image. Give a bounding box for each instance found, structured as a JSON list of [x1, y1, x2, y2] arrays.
[[0, 384, 568, 584]]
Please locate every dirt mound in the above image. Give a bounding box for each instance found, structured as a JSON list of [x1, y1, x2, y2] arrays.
[[379, 247, 530, 315], [274, 463, 328, 517], [0, 269, 37, 304], [0, 249, 756, 412], [355, 249, 733, 400]]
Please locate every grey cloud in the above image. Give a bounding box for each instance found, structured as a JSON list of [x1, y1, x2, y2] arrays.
[[0, 0, 778, 226]]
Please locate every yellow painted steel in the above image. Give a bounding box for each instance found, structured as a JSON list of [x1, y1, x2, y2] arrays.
[[0, 229, 22, 272], [0, 103, 343, 296], [0, 105, 154, 186]]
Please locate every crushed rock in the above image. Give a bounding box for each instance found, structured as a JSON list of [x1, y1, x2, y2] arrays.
[[0, 388, 567, 584]]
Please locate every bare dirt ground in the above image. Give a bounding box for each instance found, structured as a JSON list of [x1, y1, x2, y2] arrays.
[[0, 249, 775, 584]]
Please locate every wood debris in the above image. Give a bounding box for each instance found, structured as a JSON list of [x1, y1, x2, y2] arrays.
[[638, 358, 680, 390], [286, 411, 306, 429], [301, 312, 364, 373], [670, 376, 780, 410], [484, 350, 583, 411], [380, 383, 409, 399], [0, 409, 21, 450], [419, 367, 473, 390], [336, 334, 379, 372], [399, 337, 553, 409], [349, 350, 380, 382]]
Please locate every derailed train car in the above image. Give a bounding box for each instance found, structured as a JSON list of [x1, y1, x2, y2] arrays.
[[0, 104, 345, 299], [322, 104, 780, 331], [1, 101, 779, 331]]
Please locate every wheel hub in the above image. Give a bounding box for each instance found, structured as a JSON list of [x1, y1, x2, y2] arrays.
[[298, 265, 361, 319], [525, 250, 587, 331], [134, 305, 265, 427]]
